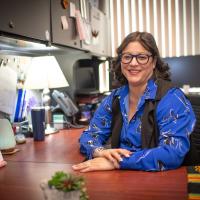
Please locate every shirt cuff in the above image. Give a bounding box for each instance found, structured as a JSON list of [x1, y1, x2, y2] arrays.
[[86, 145, 104, 160]]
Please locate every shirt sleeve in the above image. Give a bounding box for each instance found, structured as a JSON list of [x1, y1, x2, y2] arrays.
[[79, 91, 115, 159], [120, 88, 196, 171]]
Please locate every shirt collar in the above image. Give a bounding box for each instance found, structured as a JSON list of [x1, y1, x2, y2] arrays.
[[117, 78, 157, 101], [144, 79, 157, 100]]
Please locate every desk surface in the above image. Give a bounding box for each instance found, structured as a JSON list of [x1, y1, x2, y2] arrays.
[[0, 129, 188, 200]]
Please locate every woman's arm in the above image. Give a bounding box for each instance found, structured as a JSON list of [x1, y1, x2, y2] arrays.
[[79, 91, 116, 159], [78, 89, 132, 169]]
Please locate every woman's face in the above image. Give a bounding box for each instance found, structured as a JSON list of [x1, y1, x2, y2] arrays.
[[121, 41, 156, 87]]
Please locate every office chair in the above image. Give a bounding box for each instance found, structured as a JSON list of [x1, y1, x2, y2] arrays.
[[183, 95, 200, 165]]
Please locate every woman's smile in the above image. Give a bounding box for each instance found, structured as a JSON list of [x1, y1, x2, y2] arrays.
[[128, 68, 141, 75]]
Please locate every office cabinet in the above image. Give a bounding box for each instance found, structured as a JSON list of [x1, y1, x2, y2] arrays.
[[51, 0, 81, 49], [0, 0, 50, 42], [0, 0, 111, 56], [91, 7, 111, 57], [81, 5, 111, 57]]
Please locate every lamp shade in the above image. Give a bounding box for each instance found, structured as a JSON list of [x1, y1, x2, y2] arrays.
[[24, 56, 69, 89]]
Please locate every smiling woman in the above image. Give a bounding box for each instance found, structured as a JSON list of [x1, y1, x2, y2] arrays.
[[119, 41, 156, 89], [73, 31, 196, 173]]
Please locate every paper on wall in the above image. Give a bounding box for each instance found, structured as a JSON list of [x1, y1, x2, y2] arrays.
[[61, 16, 69, 30], [70, 2, 76, 18], [75, 9, 86, 40]]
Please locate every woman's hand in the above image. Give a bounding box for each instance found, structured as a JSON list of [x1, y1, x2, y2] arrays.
[[72, 157, 117, 172], [93, 148, 132, 168]]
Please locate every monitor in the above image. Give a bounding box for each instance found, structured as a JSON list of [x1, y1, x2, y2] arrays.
[[163, 55, 200, 88]]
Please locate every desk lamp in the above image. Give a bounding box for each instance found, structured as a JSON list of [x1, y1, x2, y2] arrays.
[[24, 56, 69, 134]]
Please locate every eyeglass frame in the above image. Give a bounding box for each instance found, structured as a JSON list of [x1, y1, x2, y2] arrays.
[[119, 53, 154, 65]]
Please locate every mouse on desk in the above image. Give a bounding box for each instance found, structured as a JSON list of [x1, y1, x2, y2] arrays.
[[15, 134, 26, 144]]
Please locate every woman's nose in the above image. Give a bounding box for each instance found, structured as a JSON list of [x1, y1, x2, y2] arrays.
[[130, 57, 138, 65]]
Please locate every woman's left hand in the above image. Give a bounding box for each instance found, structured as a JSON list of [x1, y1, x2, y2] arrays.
[[72, 157, 118, 172]]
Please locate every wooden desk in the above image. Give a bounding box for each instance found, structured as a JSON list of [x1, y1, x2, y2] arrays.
[[0, 129, 188, 200]]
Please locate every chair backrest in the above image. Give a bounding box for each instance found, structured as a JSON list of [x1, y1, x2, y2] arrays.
[[188, 95, 200, 135], [182, 95, 200, 165]]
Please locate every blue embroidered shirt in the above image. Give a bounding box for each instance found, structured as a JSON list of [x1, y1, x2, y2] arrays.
[[79, 79, 196, 171]]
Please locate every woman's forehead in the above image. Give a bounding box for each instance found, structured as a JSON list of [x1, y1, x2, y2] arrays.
[[122, 41, 150, 54]]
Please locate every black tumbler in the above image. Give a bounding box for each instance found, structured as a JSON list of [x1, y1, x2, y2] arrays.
[[31, 107, 45, 141]]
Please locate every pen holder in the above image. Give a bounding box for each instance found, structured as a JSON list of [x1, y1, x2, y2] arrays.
[[31, 107, 45, 141]]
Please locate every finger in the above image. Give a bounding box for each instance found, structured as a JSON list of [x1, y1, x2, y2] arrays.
[[111, 151, 123, 162], [112, 159, 120, 169], [104, 153, 116, 163], [72, 165, 86, 171], [80, 167, 94, 173], [104, 153, 120, 168], [117, 149, 132, 157], [72, 162, 89, 171]]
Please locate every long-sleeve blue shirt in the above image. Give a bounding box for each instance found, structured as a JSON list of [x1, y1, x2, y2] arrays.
[[79, 79, 196, 171]]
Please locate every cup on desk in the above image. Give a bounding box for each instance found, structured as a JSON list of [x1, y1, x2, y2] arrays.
[[31, 107, 45, 141]]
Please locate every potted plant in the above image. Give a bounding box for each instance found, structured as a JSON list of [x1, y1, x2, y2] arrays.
[[40, 171, 88, 200]]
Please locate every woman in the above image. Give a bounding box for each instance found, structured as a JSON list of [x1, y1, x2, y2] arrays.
[[72, 31, 196, 172]]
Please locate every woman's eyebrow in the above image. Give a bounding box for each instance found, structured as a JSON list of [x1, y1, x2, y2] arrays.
[[122, 52, 150, 55]]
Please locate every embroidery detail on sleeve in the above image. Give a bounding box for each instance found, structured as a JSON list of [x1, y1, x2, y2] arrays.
[[169, 109, 178, 123], [100, 116, 110, 127], [136, 150, 152, 162], [105, 104, 112, 113], [87, 140, 94, 145], [161, 109, 178, 124], [91, 133, 99, 139], [91, 123, 100, 130], [175, 93, 190, 113]]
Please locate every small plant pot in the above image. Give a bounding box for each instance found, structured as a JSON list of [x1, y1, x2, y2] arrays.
[[40, 180, 81, 200]]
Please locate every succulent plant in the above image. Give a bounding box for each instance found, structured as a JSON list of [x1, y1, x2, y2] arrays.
[[48, 171, 88, 200]]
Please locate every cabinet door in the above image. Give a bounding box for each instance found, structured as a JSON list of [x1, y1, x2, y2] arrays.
[[51, 0, 81, 48], [82, 7, 111, 57], [0, 0, 50, 42]]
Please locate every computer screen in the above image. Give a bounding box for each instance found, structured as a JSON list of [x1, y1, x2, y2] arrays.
[[74, 59, 100, 94], [163, 55, 200, 88], [76, 67, 97, 90]]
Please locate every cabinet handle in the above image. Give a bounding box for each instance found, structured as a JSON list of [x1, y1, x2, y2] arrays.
[[9, 21, 15, 28]]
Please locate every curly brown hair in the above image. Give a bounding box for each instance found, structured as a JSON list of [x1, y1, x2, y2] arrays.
[[111, 31, 171, 85]]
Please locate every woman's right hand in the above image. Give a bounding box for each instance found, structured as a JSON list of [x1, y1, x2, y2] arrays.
[[93, 148, 132, 168]]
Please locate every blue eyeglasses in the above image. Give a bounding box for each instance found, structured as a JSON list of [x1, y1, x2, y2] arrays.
[[120, 53, 153, 65]]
